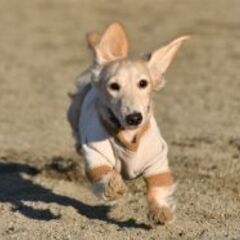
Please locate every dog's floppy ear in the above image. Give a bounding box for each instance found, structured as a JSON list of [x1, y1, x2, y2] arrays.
[[148, 35, 190, 90], [87, 22, 128, 65]]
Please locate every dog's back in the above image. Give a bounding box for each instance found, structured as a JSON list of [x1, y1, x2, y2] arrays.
[[67, 68, 92, 152]]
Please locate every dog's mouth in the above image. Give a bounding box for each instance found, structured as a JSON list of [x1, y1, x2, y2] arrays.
[[107, 108, 122, 129]]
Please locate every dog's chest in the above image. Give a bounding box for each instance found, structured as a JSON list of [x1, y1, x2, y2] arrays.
[[110, 120, 167, 179], [112, 142, 141, 179]]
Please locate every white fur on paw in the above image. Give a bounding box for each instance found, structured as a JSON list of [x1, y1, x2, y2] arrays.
[[148, 205, 174, 225], [92, 172, 127, 201]]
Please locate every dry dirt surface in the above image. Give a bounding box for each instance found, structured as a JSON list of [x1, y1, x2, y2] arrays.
[[0, 0, 240, 239]]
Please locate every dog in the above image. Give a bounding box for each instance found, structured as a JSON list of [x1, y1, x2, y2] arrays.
[[67, 22, 189, 225]]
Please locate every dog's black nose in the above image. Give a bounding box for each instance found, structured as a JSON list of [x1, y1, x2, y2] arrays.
[[126, 112, 143, 126]]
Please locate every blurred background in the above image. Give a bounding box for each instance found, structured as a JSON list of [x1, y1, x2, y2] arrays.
[[1, 0, 239, 160], [0, 0, 240, 239]]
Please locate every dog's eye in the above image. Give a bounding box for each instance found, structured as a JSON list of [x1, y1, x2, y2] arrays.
[[138, 79, 148, 89], [109, 82, 120, 91]]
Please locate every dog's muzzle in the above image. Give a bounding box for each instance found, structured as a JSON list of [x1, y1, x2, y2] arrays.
[[107, 108, 143, 129]]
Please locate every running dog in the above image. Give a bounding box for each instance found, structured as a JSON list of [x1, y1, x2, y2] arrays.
[[67, 22, 189, 225]]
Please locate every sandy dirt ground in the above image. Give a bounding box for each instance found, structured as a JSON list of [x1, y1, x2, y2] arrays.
[[0, 0, 240, 239]]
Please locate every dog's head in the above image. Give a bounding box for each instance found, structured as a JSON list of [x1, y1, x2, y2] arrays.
[[87, 22, 189, 130]]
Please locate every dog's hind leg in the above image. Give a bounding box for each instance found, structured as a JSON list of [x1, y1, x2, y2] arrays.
[[144, 171, 175, 225], [86, 165, 127, 201]]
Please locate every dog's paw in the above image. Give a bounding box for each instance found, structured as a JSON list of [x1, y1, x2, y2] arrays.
[[104, 172, 127, 201], [148, 205, 174, 225]]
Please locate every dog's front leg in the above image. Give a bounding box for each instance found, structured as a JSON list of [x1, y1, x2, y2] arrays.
[[144, 171, 175, 225], [86, 165, 127, 201]]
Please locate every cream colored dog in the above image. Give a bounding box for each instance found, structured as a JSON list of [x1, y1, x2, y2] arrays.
[[67, 22, 189, 225]]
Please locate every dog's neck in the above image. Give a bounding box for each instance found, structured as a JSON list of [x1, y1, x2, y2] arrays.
[[96, 100, 150, 152]]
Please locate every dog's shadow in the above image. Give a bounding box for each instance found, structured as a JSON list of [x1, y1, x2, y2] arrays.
[[0, 160, 149, 229]]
